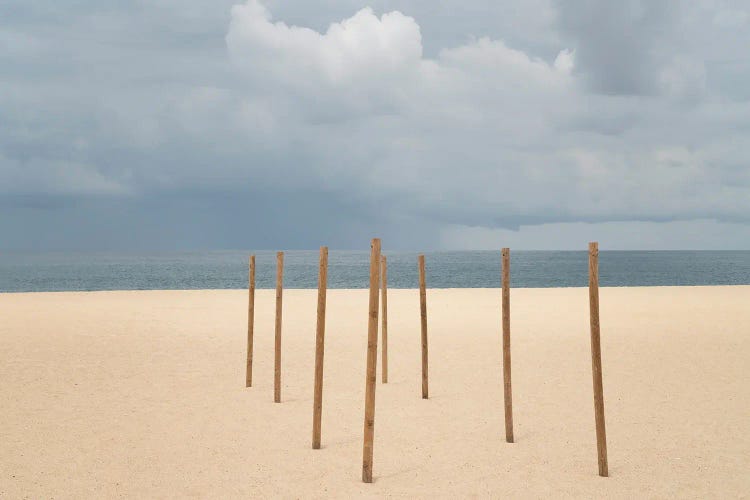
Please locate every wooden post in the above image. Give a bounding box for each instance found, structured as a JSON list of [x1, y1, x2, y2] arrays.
[[418, 254, 428, 399], [246, 255, 256, 387], [312, 246, 328, 449], [588, 242, 608, 477], [362, 238, 381, 483], [381, 255, 388, 384], [274, 251, 284, 403], [501, 248, 514, 443]]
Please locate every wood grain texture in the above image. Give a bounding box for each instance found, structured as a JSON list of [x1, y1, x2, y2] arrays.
[[501, 248, 514, 443], [588, 242, 608, 477], [245, 255, 255, 388], [274, 251, 284, 403], [312, 247, 328, 449], [362, 239, 381, 483], [381, 255, 388, 384], [418, 255, 428, 399]]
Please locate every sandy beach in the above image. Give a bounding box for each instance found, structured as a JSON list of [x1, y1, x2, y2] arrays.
[[1, 286, 749, 498]]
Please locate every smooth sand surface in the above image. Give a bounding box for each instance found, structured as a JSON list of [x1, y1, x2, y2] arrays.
[[2, 287, 749, 498]]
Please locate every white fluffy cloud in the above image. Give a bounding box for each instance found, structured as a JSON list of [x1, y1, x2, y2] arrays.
[[223, 1, 573, 205], [226, 2, 571, 102], [228, 3, 423, 85]]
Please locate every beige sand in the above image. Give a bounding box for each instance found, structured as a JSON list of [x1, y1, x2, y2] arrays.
[[1, 287, 749, 498]]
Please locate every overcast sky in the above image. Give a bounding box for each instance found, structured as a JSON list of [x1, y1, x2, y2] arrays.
[[2, 0, 750, 251]]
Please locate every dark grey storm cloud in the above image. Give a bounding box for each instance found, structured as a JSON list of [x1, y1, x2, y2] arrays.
[[1, 0, 750, 250], [554, 0, 679, 95]]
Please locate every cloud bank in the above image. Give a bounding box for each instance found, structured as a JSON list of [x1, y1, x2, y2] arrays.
[[221, 0, 750, 226], [1, 0, 750, 249]]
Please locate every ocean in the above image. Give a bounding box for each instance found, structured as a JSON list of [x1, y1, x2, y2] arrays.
[[2, 250, 750, 292]]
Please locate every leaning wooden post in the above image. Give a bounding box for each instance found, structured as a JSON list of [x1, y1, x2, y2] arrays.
[[381, 255, 388, 384], [274, 251, 284, 403], [246, 255, 256, 387], [362, 238, 381, 483], [312, 246, 328, 449], [588, 242, 608, 477], [418, 254, 428, 399], [501, 248, 514, 443]]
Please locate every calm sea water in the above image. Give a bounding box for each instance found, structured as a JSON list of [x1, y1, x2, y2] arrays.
[[2, 250, 750, 292]]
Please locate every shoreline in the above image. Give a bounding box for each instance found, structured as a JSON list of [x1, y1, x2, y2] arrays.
[[4, 283, 750, 294]]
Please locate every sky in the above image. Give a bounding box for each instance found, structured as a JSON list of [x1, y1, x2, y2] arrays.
[[1, 0, 750, 251]]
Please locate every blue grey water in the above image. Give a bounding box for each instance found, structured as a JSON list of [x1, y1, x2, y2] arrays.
[[2, 251, 750, 292]]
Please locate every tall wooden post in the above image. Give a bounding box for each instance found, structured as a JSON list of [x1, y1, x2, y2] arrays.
[[246, 255, 256, 387], [588, 242, 608, 477], [274, 251, 284, 403], [418, 255, 428, 399], [501, 248, 514, 443], [362, 238, 381, 483], [312, 246, 328, 449], [381, 255, 388, 384]]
